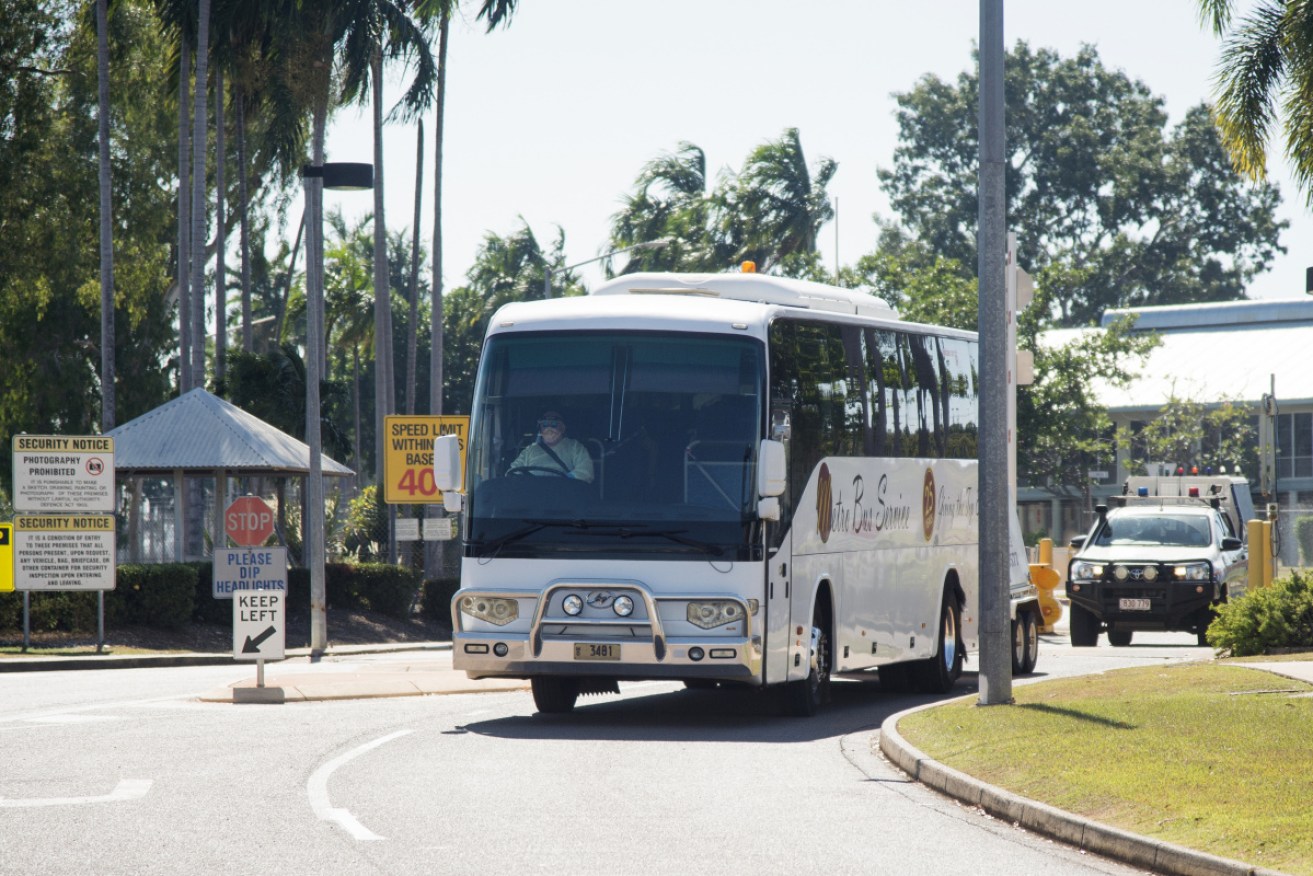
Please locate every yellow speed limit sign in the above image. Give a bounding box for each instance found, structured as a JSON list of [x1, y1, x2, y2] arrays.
[[383, 415, 469, 504]]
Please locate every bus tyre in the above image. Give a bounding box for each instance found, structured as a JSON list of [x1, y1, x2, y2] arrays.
[[784, 616, 830, 717], [1107, 626, 1133, 647], [1020, 611, 1039, 675], [531, 677, 579, 714], [912, 595, 963, 694], [683, 679, 718, 690], [1069, 602, 1100, 647]]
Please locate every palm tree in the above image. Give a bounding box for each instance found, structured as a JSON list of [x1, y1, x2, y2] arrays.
[[729, 127, 837, 274], [1199, 1, 1313, 200], [419, 0, 519, 422], [189, 0, 211, 389], [96, 0, 115, 430], [607, 141, 718, 273], [406, 120, 423, 414]]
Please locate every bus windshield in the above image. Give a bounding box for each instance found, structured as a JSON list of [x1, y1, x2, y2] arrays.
[[465, 331, 765, 560]]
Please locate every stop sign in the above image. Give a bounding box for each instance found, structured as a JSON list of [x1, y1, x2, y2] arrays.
[[225, 496, 276, 547]]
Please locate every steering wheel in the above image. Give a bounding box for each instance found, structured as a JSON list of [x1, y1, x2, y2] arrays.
[[505, 465, 569, 478]]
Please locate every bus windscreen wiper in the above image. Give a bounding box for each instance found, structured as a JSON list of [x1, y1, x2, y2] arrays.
[[473, 519, 592, 552], [579, 524, 724, 556]]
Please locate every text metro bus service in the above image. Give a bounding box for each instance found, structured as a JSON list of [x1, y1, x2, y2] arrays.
[[434, 267, 1039, 715]]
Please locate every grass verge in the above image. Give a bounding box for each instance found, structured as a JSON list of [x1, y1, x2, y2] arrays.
[[897, 663, 1313, 875]]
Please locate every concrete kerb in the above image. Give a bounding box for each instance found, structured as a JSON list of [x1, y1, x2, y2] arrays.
[[879, 697, 1289, 876], [0, 641, 452, 673]]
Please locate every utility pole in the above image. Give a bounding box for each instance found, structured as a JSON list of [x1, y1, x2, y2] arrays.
[[977, 0, 1012, 706]]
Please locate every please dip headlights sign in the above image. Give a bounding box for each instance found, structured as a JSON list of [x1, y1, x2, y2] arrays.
[[12, 435, 115, 513]]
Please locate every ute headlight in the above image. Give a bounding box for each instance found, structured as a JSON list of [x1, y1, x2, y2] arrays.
[[687, 600, 744, 630], [614, 595, 635, 617], [459, 595, 519, 626], [1113, 564, 1130, 582], [1174, 562, 1210, 581], [1142, 565, 1159, 582], [562, 594, 584, 616], [1072, 561, 1103, 581]]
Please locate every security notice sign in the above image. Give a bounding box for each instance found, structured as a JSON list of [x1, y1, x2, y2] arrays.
[[12, 435, 115, 513], [382, 415, 469, 504], [14, 514, 116, 591]]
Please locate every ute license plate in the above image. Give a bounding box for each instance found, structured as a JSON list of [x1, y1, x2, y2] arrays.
[[1119, 598, 1151, 611], [574, 643, 620, 661]]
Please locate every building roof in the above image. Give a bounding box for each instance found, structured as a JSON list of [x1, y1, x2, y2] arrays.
[[105, 388, 354, 476], [1045, 298, 1313, 411]]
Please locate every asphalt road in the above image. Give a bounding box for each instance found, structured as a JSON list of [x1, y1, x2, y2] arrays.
[[0, 632, 1211, 876]]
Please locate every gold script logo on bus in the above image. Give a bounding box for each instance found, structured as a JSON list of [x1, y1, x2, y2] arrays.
[[921, 467, 936, 542], [816, 462, 833, 543]]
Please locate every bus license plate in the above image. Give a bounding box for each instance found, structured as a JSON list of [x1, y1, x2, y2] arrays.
[[1119, 598, 1151, 611], [574, 643, 620, 661]]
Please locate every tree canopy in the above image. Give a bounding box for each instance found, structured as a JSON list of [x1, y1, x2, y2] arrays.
[[879, 41, 1286, 326]]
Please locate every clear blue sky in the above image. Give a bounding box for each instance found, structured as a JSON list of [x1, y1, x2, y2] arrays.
[[321, 0, 1309, 300]]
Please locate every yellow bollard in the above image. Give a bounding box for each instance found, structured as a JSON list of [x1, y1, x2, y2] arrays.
[[1029, 564, 1063, 633], [1248, 519, 1268, 590], [1038, 537, 1053, 567], [1262, 520, 1275, 588]]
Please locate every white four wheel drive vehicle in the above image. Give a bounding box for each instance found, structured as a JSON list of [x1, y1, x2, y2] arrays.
[[1065, 476, 1251, 647]]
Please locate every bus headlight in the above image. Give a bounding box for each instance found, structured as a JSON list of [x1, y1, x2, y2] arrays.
[[687, 601, 744, 630], [562, 594, 584, 616], [459, 595, 518, 626], [1174, 562, 1210, 581], [613, 595, 635, 617]]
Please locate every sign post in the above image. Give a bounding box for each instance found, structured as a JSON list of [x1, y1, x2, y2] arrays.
[[227, 546, 288, 704]]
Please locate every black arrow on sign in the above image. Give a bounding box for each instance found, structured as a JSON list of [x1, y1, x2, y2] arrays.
[[242, 626, 277, 653]]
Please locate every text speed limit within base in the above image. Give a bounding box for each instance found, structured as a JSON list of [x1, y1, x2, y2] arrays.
[[383, 415, 468, 504]]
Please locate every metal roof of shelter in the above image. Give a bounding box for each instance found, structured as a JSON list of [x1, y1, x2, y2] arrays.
[[105, 387, 354, 476], [1045, 298, 1313, 412]]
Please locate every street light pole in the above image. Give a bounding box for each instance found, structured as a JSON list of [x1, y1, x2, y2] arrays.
[[301, 161, 372, 659], [541, 237, 674, 298]]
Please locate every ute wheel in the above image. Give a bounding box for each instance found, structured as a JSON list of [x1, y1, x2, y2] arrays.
[[1069, 603, 1100, 647], [911, 594, 963, 694], [1021, 611, 1039, 675], [783, 607, 831, 717], [1107, 626, 1133, 647], [531, 677, 579, 714], [1196, 608, 1214, 647]]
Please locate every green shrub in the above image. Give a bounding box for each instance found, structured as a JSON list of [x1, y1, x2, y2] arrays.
[[109, 564, 198, 630], [1296, 516, 1313, 566], [1207, 570, 1313, 656], [421, 577, 460, 623]]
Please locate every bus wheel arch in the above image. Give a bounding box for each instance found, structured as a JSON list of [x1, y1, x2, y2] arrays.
[[911, 577, 964, 694], [784, 580, 834, 716]]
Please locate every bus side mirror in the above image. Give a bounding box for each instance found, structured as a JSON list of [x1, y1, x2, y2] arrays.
[[757, 439, 786, 498], [434, 434, 463, 513]]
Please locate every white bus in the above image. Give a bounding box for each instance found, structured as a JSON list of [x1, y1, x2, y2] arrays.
[[434, 268, 1040, 715]]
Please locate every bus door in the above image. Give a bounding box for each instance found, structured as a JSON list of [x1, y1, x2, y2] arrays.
[[763, 406, 794, 686]]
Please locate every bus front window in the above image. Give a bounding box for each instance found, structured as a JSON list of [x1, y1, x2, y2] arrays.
[[465, 331, 765, 560]]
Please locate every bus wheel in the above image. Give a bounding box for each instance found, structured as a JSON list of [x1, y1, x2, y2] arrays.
[[683, 679, 718, 690], [912, 595, 963, 694], [1011, 615, 1026, 675], [784, 614, 830, 717], [531, 677, 579, 714]]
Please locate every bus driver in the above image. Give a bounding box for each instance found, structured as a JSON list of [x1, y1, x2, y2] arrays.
[[510, 410, 594, 482]]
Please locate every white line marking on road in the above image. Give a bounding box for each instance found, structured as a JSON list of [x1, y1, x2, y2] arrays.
[[25, 714, 120, 724], [308, 729, 414, 841], [0, 779, 152, 808]]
